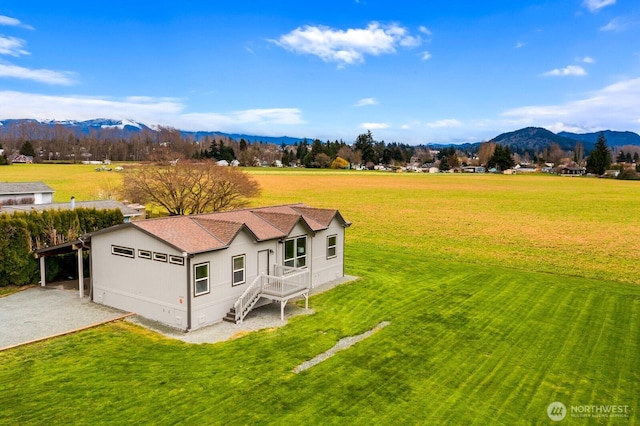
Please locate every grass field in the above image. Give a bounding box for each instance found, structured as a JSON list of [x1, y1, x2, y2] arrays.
[[0, 165, 639, 424]]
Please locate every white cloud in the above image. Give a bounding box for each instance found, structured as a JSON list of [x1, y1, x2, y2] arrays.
[[0, 15, 34, 30], [515, 42, 525, 49], [361, 122, 389, 130], [421, 51, 432, 61], [502, 77, 640, 133], [541, 65, 587, 77], [582, 56, 595, 63], [599, 16, 637, 32], [354, 97, 378, 107], [273, 22, 422, 65], [426, 119, 462, 128], [0, 36, 29, 56], [419, 26, 432, 36], [583, 0, 616, 13], [0, 64, 75, 85], [0, 91, 304, 133]]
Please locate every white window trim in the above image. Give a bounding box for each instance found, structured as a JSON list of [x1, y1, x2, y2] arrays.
[[194, 262, 210, 297], [327, 234, 337, 259], [112, 245, 134, 258], [232, 254, 246, 286], [284, 236, 307, 269], [153, 252, 167, 262], [138, 249, 151, 260], [169, 255, 184, 266]]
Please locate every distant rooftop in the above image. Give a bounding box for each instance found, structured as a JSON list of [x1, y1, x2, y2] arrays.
[[0, 182, 54, 195], [0, 199, 144, 219]]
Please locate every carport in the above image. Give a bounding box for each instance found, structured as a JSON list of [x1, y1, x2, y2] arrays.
[[34, 237, 91, 298]]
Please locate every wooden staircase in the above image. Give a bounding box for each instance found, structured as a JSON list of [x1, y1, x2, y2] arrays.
[[223, 307, 237, 323], [223, 267, 310, 324]]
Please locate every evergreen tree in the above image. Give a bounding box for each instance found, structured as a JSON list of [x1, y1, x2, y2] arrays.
[[616, 151, 627, 163], [487, 144, 515, 171], [20, 140, 36, 157], [354, 130, 376, 165], [634, 152, 639, 163], [586, 133, 611, 175]]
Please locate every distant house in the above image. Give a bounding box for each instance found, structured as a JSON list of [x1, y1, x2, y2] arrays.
[[559, 166, 586, 176], [514, 164, 537, 173], [8, 154, 33, 164], [0, 182, 54, 205], [462, 166, 486, 173], [80, 204, 350, 330]]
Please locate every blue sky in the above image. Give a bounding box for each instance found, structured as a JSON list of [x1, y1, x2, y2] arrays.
[[0, 1, 639, 144]]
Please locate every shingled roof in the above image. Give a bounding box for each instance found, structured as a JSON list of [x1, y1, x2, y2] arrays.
[[107, 204, 349, 254]]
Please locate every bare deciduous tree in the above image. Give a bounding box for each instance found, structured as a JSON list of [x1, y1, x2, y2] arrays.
[[121, 161, 260, 215]]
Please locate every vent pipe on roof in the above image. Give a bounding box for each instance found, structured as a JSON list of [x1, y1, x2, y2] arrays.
[[71, 196, 75, 210]]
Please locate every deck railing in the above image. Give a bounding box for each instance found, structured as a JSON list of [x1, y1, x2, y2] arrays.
[[262, 268, 309, 296], [232, 266, 310, 323]]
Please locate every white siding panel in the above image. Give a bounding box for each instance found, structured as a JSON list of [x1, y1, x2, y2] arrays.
[[92, 227, 188, 328], [309, 219, 345, 287], [189, 231, 278, 329]]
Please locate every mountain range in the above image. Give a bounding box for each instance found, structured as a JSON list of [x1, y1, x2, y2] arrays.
[[1, 118, 639, 154]]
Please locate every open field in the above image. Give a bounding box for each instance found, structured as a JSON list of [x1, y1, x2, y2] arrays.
[[1, 165, 639, 424]]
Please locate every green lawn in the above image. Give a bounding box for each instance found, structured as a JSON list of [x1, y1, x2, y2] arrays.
[[0, 167, 639, 424]]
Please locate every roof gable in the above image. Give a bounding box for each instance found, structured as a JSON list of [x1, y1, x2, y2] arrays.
[[192, 218, 244, 246], [134, 216, 226, 253]]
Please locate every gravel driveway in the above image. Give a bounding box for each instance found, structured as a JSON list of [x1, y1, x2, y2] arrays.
[[1, 275, 357, 349], [0, 286, 130, 350]]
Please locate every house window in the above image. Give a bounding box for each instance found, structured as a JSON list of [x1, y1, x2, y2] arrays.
[[284, 236, 307, 268], [327, 235, 337, 259], [153, 252, 167, 262], [232, 255, 246, 286], [138, 249, 151, 260], [112, 245, 134, 258], [169, 255, 184, 266], [194, 263, 209, 296]]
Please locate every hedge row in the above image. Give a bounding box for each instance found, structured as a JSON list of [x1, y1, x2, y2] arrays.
[[0, 208, 124, 286]]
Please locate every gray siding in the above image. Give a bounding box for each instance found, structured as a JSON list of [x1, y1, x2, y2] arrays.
[[309, 219, 346, 287], [190, 231, 278, 329], [91, 227, 188, 328]]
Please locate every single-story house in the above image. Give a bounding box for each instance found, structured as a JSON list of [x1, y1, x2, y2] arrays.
[[77, 204, 349, 330], [559, 166, 586, 176], [462, 166, 486, 173], [0, 182, 54, 205]]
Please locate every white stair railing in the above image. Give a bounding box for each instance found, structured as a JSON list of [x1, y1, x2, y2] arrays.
[[233, 274, 264, 324]]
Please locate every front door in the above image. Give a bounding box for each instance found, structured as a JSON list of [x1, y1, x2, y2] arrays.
[[258, 249, 269, 276]]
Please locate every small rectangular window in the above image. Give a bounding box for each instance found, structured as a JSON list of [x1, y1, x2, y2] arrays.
[[153, 252, 167, 262], [232, 255, 246, 286], [327, 235, 337, 259], [138, 250, 151, 259], [112, 245, 134, 258], [194, 263, 209, 296], [169, 255, 184, 265]]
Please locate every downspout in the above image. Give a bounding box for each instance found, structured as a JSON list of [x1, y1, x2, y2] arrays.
[[185, 254, 192, 332]]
